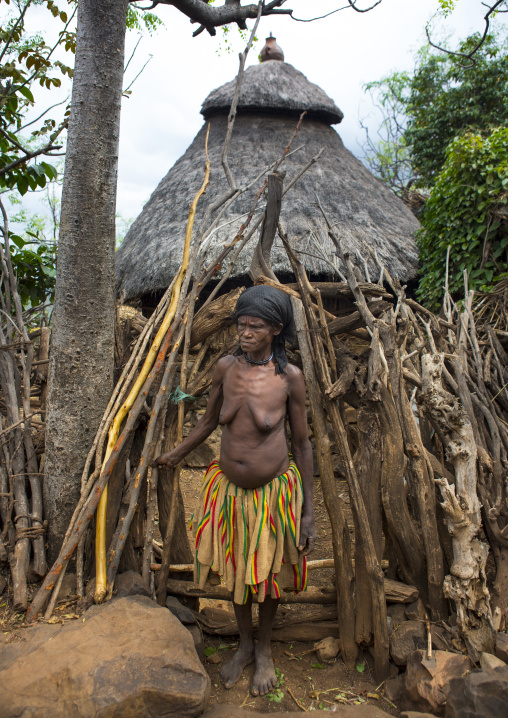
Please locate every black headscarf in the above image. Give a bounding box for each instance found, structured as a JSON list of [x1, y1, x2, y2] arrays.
[[232, 285, 295, 375]]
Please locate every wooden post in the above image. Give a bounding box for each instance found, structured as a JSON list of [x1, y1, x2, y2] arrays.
[[282, 232, 389, 680], [291, 297, 357, 668], [420, 353, 495, 659]]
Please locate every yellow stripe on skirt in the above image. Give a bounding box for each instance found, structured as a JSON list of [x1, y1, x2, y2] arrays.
[[191, 459, 308, 605]]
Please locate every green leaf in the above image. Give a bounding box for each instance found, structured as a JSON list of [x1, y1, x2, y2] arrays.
[[17, 176, 28, 195], [356, 661, 366, 673], [17, 86, 34, 103], [311, 663, 324, 669], [203, 646, 217, 657], [10, 234, 27, 249]]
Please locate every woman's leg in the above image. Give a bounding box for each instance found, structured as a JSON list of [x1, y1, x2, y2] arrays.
[[220, 592, 255, 689], [251, 594, 280, 696]]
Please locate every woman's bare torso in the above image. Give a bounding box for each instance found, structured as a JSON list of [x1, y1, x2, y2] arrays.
[[219, 356, 290, 488]]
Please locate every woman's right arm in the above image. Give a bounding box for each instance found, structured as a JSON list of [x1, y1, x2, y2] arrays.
[[152, 356, 231, 468]]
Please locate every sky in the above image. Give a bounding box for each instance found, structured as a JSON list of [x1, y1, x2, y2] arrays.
[[8, 0, 508, 232]]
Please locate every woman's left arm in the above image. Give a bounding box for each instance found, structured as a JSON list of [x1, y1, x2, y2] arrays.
[[287, 365, 317, 556]]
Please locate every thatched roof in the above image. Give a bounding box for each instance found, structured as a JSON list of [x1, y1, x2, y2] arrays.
[[116, 61, 419, 302], [201, 60, 344, 125]]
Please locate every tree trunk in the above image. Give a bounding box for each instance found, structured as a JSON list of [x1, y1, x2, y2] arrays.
[[44, 0, 129, 563]]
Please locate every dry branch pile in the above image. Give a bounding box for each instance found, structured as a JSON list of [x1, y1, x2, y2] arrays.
[[2, 3, 507, 689], [0, 199, 49, 611]]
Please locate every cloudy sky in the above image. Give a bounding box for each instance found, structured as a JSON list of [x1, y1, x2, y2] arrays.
[[11, 0, 508, 230]]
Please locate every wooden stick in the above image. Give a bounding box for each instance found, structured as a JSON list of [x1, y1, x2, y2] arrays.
[[150, 558, 390, 573], [156, 282, 199, 606], [26, 323, 178, 621], [281, 228, 390, 680], [162, 578, 417, 604], [291, 296, 357, 668], [93, 128, 211, 603], [106, 321, 186, 595]]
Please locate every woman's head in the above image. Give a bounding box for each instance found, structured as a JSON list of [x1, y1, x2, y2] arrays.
[[233, 286, 295, 374]]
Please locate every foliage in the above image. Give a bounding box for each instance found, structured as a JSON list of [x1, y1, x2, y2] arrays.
[[115, 213, 133, 249], [405, 33, 508, 187], [0, 0, 76, 194], [0, 1, 163, 310], [126, 6, 164, 35], [417, 127, 508, 310], [436, 0, 457, 16], [361, 71, 413, 195], [9, 232, 56, 305], [266, 667, 284, 703], [362, 32, 508, 193], [5, 190, 58, 307]]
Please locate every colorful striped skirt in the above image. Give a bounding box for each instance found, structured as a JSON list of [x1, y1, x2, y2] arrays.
[[191, 459, 308, 604]]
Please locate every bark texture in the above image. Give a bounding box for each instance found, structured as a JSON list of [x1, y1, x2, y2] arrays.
[[420, 353, 495, 659], [43, 0, 129, 562]]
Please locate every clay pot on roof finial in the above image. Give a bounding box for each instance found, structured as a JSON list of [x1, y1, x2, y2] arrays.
[[260, 32, 284, 62]]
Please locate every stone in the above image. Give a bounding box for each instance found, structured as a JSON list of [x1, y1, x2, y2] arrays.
[[314, 636, 340, 662], [384, 674, 405, 703], [496, 632, 508, 663], [201, 705, 393, 717], [405, 599, 427, 622], [0, 595, 210, 717], [387, 615, 394, 635], [55, 572, 77, 600], [389, 662, 400, 678], [0, 575, 7, 596], [185, 442, 215, 468], [112, 570, 151, 599], [480, 652, 506, 671], [403, 649, 471, 714], [166, 595, 197, 625], [387, 602, 407, 626], [187, 624, 204, 662], [206, 652, 222, 664], [445, 665, 508, 718], [390, 620, 426, 666]]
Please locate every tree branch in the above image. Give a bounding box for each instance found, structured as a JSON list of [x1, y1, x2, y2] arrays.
[[0, 141, 63, 177], [142, 0, 292, 30], [426, 0, 507, 66], [0, 0, 32, 66], [347, 0, 383, 12]]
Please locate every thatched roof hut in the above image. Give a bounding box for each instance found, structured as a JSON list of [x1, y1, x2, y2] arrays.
[[116, 40, 419, 303]]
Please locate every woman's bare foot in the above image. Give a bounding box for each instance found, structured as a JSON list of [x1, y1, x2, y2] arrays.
[[220, 641, 255, 689], [251, 644, 277, 696]]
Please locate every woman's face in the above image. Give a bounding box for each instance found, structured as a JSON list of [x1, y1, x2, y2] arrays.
[[237, 315, 282, 354]]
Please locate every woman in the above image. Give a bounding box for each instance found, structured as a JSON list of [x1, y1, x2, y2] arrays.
[[154, 285, 316, 696]]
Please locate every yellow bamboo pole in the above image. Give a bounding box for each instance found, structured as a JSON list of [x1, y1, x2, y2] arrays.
[[94, 128, 210, 602]]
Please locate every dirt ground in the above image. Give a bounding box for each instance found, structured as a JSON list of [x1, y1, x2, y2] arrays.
[[202, 636, 398, 714], [179, 465, 400, 715]]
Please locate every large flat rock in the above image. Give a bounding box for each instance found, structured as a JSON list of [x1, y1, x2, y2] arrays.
[[0, 595, 210, 717], [445, 664, 508, 718]]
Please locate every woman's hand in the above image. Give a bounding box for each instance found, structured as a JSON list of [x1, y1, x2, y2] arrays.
[[151, 451, 180, 469], [298, 513, 317, 556]]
